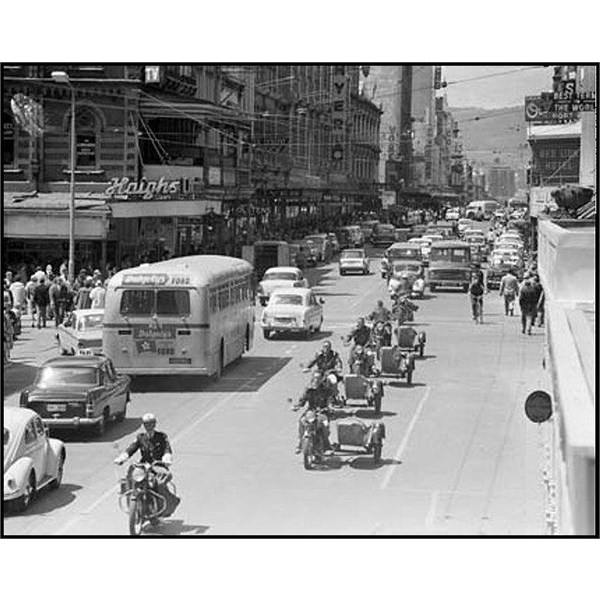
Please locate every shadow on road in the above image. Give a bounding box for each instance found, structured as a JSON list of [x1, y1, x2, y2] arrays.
[[51, 416, 141, 444], [5, 483, 83, 517], [385, 381, 426, 389], [3, 362, 40, 398], [130, 356, 292, 394], [147, 519, 210, 536], [350, 456, 402, 470], [351, 408, 397, 419]]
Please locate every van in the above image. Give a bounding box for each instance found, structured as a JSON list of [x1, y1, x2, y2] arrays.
[[428, 241, 473, 292], [465, 200, 500, 221]]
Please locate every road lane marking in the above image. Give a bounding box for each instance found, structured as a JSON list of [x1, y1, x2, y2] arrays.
[[379, 386, 430, 490], [54, 381, 251, 535], [425, 490, 440, 529]]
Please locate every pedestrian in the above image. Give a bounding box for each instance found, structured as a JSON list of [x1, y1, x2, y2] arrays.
[[4, 270, 14, 289], [45, 264, 55, 283], [532, 275, 545, 327], [25, 275, 38, 326], [89, 279, 106, 309], [498, 269, 519, 316], [468, 272, 485, 323], [9, 276, 26, 311], [33, 278, 49, 329], [518, 279, 538, 335], [75, 277, 93, 310]]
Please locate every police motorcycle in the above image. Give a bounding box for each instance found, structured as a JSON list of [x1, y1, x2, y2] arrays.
[[115, 453, 179, 536], [300, 364, 344, 408]]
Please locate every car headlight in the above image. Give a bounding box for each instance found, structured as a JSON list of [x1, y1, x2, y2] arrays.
[[5, 477, 17, 491], [132, 466, 146, 482]]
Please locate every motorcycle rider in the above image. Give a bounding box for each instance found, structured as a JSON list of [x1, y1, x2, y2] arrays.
[[305, 340, 343, 404], [369, 299, 392, 324], [344, 317, 372, 364], [114, 413, 180, 519], [292, 371, 332, 454], [349, 344, 377, 377]]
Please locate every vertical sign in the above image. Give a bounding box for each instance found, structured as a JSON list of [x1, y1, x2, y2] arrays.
[[331, 65, 347, 170]]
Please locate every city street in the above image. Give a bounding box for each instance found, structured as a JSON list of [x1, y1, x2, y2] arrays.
[[3, 250, 548, 536]]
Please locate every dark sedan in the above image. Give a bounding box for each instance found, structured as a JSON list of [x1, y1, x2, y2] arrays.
[[20, 355, 131, 436]]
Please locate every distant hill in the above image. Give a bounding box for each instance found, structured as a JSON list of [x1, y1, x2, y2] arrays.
[[449, 106, 529, 175]]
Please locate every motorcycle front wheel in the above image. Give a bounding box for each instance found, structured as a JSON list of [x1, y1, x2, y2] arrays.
[[128, 498, 144, 536], [302, 438, 314, 470]]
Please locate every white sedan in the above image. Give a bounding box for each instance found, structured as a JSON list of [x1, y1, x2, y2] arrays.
[[3, 407, 66, 512], [339, 248, 370, 275], [260, 288, 324, 339], [257, 267, 308, 306], [56, 309, 104, 356]]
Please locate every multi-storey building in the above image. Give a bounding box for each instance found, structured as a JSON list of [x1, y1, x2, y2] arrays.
[[487, 165, 517, 200]]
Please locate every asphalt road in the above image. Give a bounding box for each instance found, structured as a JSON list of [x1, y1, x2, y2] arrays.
[[3, 247, 547, 536]]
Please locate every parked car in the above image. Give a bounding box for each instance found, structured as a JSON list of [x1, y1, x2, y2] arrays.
[[3, 406, 66, 512], [303, 234, 332, 263], [260, 288, 324, 339], [339, 248, 370, 276], [56, 309, 104, 356], [256, 266, 309, 306], [19, 355, 131, 436]]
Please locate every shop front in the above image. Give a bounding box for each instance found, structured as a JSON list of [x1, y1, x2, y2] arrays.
[[3, 192, 110, 273]]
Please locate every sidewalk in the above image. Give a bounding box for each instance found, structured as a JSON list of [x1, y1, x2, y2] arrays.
[[3, 316, 61, 404]]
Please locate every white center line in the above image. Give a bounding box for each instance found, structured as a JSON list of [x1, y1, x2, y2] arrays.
[[379, 386, 431, 490]]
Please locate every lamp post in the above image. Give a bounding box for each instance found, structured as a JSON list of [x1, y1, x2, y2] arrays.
[[51, 71, 76, 284]]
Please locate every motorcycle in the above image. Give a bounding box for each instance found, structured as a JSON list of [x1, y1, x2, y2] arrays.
[[391, 294, 419, 325], [117, 461, 177, 536], [291, 406, 331, 470], [301, 364, 344, 407]]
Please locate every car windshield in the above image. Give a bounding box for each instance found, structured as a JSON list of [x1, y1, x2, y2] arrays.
[[342, 250, 363, 259], [272, 294, 304, 306], [389, 247, 420, 258], [263, 272, 296, 281], [394, 263, 420, 273], [36, 366, 99, 388], [81, 315, 103, 330], [430, 247, 470, 263]]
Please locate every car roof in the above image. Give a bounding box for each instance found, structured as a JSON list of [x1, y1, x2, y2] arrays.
[[431, 240, 470, 248], [42, 355, 106, 368], [388, 242, 419, 249], [4, 406, 38, 430], [264, 266, 301, 274], [72, 308, 105, 317]]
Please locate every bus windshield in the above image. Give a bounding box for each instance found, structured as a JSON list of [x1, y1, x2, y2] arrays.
[[429, 247, 470, 263], [120, 289, 191, 316]]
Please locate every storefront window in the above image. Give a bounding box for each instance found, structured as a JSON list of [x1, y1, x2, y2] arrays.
[[3, 111, 15, 167]]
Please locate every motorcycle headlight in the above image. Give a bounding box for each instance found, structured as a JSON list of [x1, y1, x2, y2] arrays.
[[132, 466, 146, 482]]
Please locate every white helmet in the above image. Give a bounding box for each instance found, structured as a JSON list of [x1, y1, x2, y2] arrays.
[[142, 413, 157, 424]]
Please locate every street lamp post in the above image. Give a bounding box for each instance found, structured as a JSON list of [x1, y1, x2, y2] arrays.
[[51, 71, 76, 284]]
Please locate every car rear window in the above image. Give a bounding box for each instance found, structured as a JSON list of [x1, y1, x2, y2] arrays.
[[263, 272, 296, 281], [81, 314, 104, 329], [120, 289, 190, 316], [36, 366, 99, 388], [342, 250, 363, 259], [272, 294, 303, 305]]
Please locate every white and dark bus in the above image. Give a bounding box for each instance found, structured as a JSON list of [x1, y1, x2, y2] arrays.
[[103, 255, 254, 377]]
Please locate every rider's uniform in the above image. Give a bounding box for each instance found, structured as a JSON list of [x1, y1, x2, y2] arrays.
[[124, 431, 172, 463], [307, 350, 342, 373], [295, 386, 331, 449]]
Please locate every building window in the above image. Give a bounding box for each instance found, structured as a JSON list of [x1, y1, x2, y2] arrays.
[[3, 110, 15, 168], [75, 107, 99, 169]]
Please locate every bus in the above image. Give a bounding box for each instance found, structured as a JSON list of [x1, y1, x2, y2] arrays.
[[103, 255, 255, 377]]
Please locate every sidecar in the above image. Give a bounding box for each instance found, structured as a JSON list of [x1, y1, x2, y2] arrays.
[[342, 373, 384, 415], [379, 345, 416, 384], [396, 326, 426, 358], [332, 417, 386, 464]]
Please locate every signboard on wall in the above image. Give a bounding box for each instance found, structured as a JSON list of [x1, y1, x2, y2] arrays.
[[380, 190, 396, 208], [529, 186, 559, 217], [525, 94, 577, 123], [331, 65, 347, 167]]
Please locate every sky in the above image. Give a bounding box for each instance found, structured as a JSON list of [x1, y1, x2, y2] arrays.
[[442, 66, 554, 109]]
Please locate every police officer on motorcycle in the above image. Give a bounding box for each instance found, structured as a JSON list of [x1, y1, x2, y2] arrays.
[[292, 372, 332, 454], [305, 340, 343, 405], [369, 299, 392, 324], [344, 317, 372, 364], [114, 413, 180, 518]]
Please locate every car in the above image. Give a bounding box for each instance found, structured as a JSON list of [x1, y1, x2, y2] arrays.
[[372, 223, 397, 247], [495, 241, 523, 255], [3, 406, 66, 512], [380, 242, 423, 278], [20, 355, 131, 436], [387, 261, 424, 293], [339, 248, 370, 275], [457, 219, 473, 235], [56, 308, 104, 356], [338, 225, 364, 248], [359, 221, 379, 244], [260, 288, 324, 339], [303, 234, 332, 263], [406, 237, 433, 266], [302, 239, 320, 265], [256, 266, 309, 306], [445, 208, 461, 221], [494, 209, 506, 219], [291, 240, 317, 268]]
